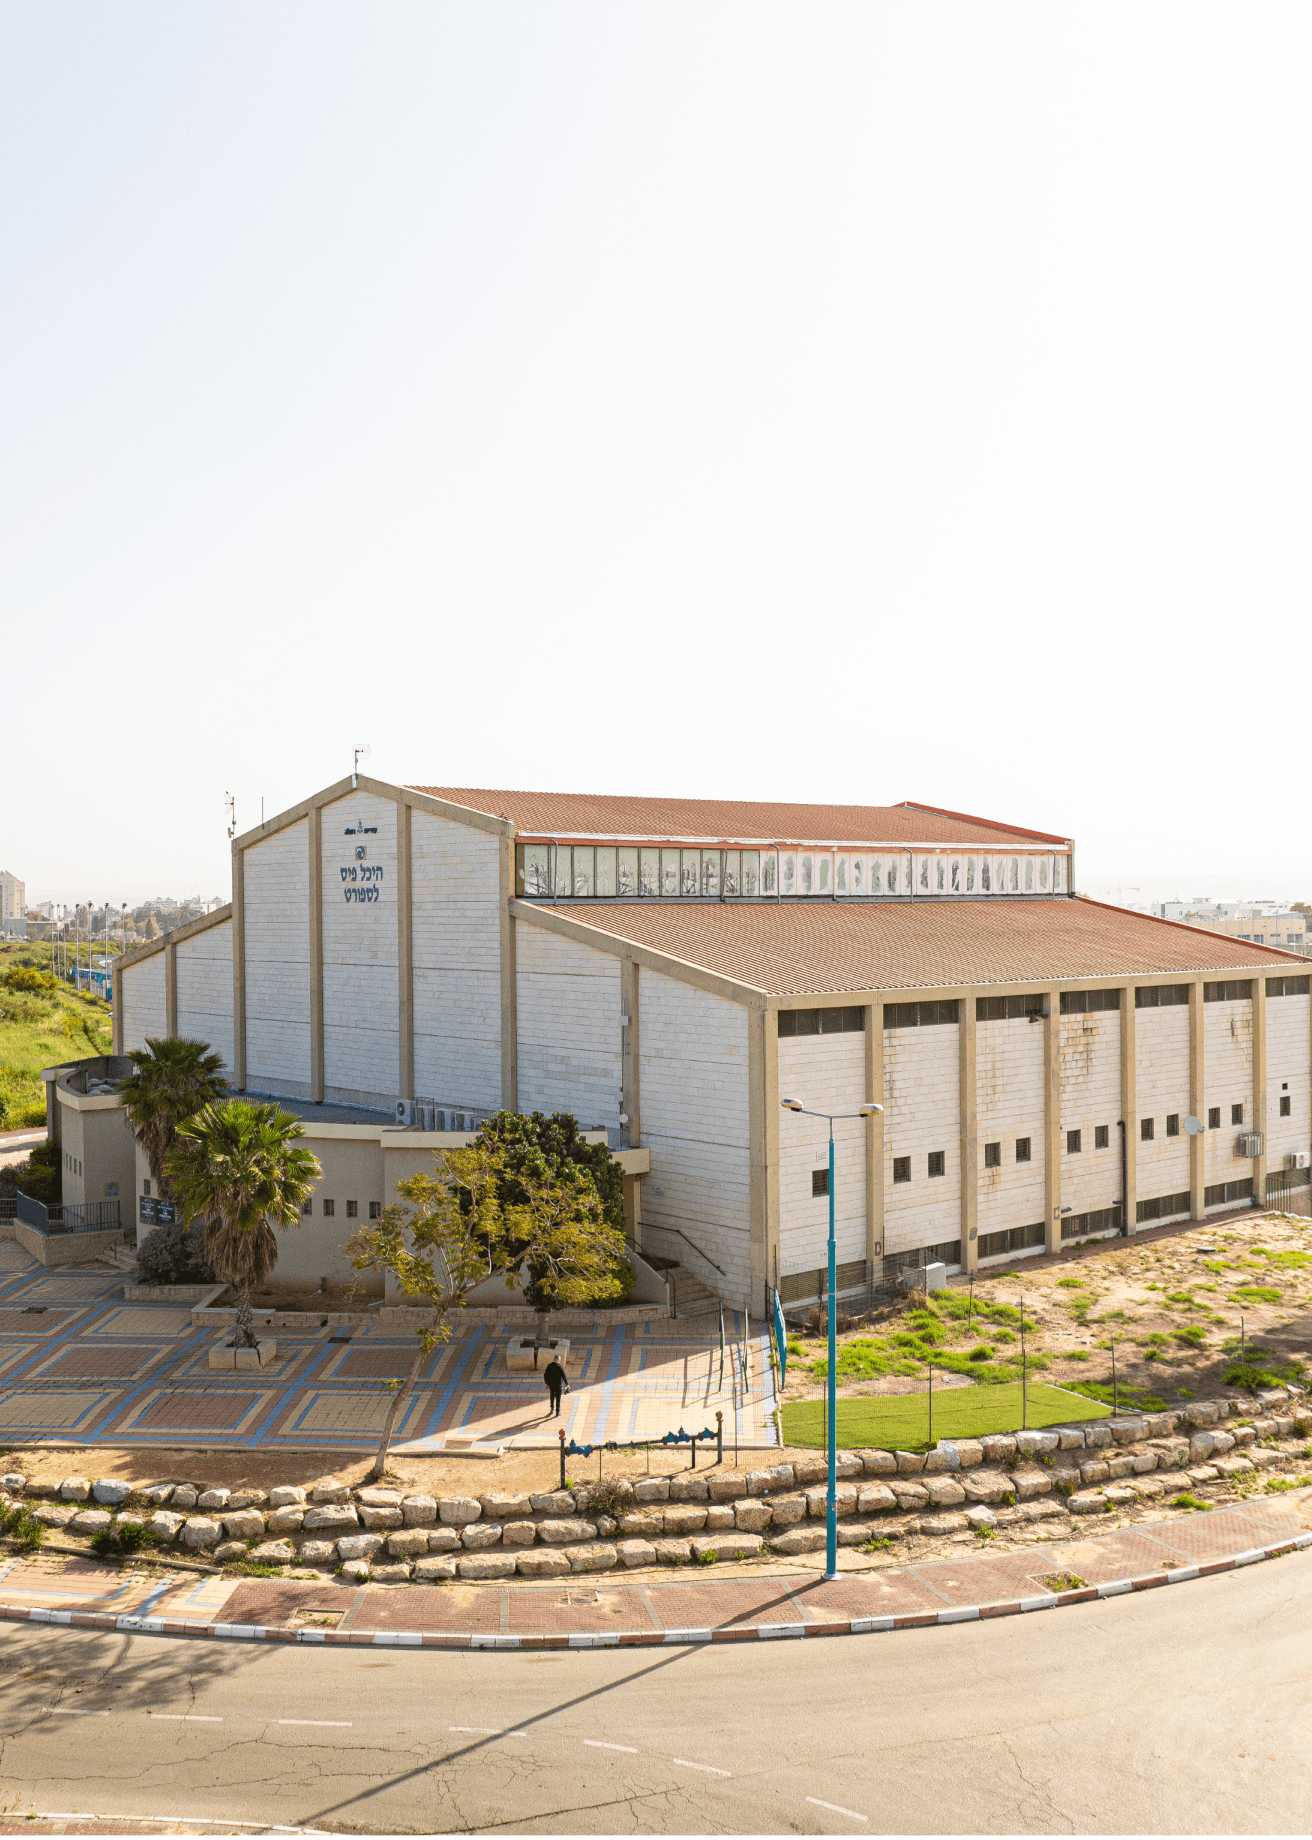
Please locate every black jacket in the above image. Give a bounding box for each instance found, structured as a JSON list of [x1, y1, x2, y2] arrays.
[[542, 1358, 568, 1392]]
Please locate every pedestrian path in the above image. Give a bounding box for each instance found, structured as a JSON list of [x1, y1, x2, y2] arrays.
[[0, 1242, 776, 1451], [4, 1493, 1307, 1648]]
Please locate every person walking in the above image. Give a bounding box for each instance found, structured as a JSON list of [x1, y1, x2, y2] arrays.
[[543, 1355, 569, 1417]]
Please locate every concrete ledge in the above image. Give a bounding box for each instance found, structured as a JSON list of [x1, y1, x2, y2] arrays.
[[208, 1339, 278, 1370], [127, 1283, 226, 1306]]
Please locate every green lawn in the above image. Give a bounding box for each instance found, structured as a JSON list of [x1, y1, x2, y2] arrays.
[[0, 947, 113, 1126], [781, 1381, 1111, 1451]]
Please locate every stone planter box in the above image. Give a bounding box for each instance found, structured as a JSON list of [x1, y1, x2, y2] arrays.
[[505, 1336, 572, 1372], [208, 1338, 277, 1370]]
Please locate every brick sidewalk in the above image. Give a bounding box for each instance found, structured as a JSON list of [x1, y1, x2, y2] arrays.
[[3, 1493, 1307, 1647], [0, 1243, 775, 1451]]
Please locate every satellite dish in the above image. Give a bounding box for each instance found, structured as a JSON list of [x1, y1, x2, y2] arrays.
[[1184, 1115, 1204, 1136]]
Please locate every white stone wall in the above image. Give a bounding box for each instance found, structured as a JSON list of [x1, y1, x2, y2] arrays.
[[412, 809, 503, 1111], [175, 919, 234, 1076], [1266, 991, 1311, 1170], [638, 970, 752, 1309], [777, 1032, 867, 1275], [976, 1015, 1045, 1236], [244, 819, 311, 1096], [1204, 997, 1253, 1192], [321, 791, 399, 1105], [515, 925, 621, 1131], [1135, 1003, 1191, 1204], [883, 1020, 961, 1255], [119, 951, 166, 1054], [1059, 1009, 1122, 1215]]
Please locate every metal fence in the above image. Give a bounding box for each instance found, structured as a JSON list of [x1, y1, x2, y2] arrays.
[[14, 1192, 121, 1235]]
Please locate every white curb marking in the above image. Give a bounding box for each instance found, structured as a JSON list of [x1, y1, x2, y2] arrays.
[[807, 1796, 869, 1820], [673, 1758, 730, 1775], [42, 1706, 109, 1715], [584, 1739, 638, 1752], [148, 1713, 223, 1721], [278, 1719, 353, 1727], [450, 1725, 529, 1737]]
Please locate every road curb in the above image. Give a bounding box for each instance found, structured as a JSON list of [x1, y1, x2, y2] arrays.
[[3, 1532, 1307, 1650]]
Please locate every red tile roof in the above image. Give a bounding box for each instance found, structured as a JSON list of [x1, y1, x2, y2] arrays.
[[515, 897, 1306, 996], [408, 786, 1069, 849]]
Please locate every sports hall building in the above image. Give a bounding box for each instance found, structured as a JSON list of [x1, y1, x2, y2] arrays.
[[106, 776, 1312, 1315]]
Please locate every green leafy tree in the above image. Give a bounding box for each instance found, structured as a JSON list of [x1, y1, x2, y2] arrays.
[[118, 1038, 228, 1204], [473, 1110, 627, 1310], [169, 1100, 320, 1348], [348, 1133, 628, 1479]]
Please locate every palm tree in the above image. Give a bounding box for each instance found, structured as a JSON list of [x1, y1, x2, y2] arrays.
[[117, 1038, 228, 1203], [169, 1101, 320, 1349]]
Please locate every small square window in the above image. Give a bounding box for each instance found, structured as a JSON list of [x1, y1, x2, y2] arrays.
[[893, 1156, 911, 1184], [301, 1200, 312, 1216], [1015, 1137, 1031, 1163], [1231, 1103, 1244, 1126], [1141, 1118, 1154, 1141], [1208, 1107, 1221, 1129], [1280, 1095, 1291, 1117], [927, 1150, 945, 1178], [346, 1199, 358, 1218], [1066, 1130, 1082, 1155], [1166, 1114, 1179, 1138], [322, 1198, 335, 1217], [369, 1200, 382, 1220], [142, 1178, 152, 1196], [984, 1141, 1001, 1168], [812, 1168, 829, 1198], [1095, 1125, 1109, 1149]]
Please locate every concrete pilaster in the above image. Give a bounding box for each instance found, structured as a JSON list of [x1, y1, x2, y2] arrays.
[[396, 798, 413, 1103], [164, 937, 177, 1038], [231, 844, 246, 1091], [499, 834, 517, 1111], [1190, 979, 1205, 1219], [621, 957, 640, 1149], [309, 804, 324, 1104], [866, 1000, 884, 1270], [1253, 977, 1267, 1209], [960, 990, 978, 1273], [1120, 982, 1136, 1232], [1043, 988, 1062, 1252]]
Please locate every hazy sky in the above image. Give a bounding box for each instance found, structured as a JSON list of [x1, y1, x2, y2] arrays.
[[4, 4, 1309, 909]]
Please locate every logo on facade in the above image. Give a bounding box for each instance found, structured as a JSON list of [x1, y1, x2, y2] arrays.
[[356, 846, 367, 861]]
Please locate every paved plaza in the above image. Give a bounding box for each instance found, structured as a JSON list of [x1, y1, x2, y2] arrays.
[[0, 1239, 776, 1453]]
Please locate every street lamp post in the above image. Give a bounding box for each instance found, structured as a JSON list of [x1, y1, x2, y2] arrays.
[[781, 1094, 883, 1579]]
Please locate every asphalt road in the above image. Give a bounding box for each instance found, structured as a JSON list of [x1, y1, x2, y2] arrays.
[[0, 1557, 1308, 1835]]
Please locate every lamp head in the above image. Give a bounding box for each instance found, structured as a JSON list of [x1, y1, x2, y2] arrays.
[[858, 1103, 884, 1117], [780, 1098, 803, 1112]]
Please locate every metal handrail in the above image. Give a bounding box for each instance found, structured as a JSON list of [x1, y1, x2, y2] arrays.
[[661, 1228, 726, 1276], [718, 1303, 725, 1388]]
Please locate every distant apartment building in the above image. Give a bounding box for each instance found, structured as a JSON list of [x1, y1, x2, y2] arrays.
[[1156, 903, 1309, 958], [0, 871, 25, 922]]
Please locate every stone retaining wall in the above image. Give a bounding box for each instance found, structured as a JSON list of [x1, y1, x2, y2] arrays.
[[3, 1389, 1305, 1584]]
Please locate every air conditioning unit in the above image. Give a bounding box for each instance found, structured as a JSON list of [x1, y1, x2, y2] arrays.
[[395, 1099, 417, 1127], [1287, 1151, 1310, 1171], [1237, 1130, 1264, 1158]]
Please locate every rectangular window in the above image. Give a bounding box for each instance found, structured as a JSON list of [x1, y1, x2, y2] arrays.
[[701, 850, 720, 898], [595, 848, 617, 897], [638, 848, 659, 897], [893, 1156, 911, 1184], [1015, 1137, 1031, 1162], [1136, 1190, 1192, 1224], [1141, 1118, 1154, 1141], [884, 999, 960, 1028], [1208, 1107, 1220, 1128], [661, 849, 679, 896], [742, 851, 760, 896], [927, 1150, 945, 1177], [1060, 1204, 1123, 1240], [1231, 1103, 1244, 1126], [551, 846, 571, 896], [1059, 988, 1121, 1014], [618, 847, 639, 895], [1204, 979, 1253, 1003], [1136, 984, 1192, 1007], [1067, 1130, 1082, 1154], [811, 1168, 829, 1198], [977, 994, 1046, 1021], [1280, 1094, 1292, 1116], [1267, 975, 1312, 997], [781, 854, 796, 895], [723, 851, 740, 896], [517, 843, 550, 895], [978, 1223, 1046, 1258], [681, 852, 699, 896], [1094, 1124, 1109, 1149], [778, 1006, 865, 1036], [1166, 1114, 1179, 1138], [818, 855, 831, 894], [984, 1141, 1001, 1168], [322, 1199, 335, 1217], [1204, 1178, 1254, 1207], [346, 1199, 358, 1218], [369, 1201, 382, 1220], [761, 853, 777, 895], [142, 1178, 152, 1197], [301, 1200, 312, 1216]]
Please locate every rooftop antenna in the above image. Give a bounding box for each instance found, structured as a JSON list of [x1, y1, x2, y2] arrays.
[[353, 744, 371, 790], [225, 792, 236, 842]]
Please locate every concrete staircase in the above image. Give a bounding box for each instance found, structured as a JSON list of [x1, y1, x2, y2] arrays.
[[105, 1240, 138, 1274], [667, 1263, 721, 1319]]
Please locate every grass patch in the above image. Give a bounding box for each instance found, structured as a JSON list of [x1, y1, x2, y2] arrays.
[[89, 1523, 159, 1560], [1231, 1286, 1282, 1306], [1225, 1355, 1306, 1391], [1171, 1492, 1211, 1511], [780, 1382, 1109, 1451], [224, 1558, 284, 1577], [1064, 1378, 1167, 1412], [1042, 1572, 1085, 1592]]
